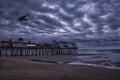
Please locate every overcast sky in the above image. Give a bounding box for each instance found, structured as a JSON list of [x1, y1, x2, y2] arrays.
[[0, 0, 120, 44]]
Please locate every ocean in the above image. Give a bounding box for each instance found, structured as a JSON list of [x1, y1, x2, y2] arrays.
[[69, 49, 120, 69]]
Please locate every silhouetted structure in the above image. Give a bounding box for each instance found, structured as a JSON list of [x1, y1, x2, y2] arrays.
[[0, 38, 78, 56], [18, 37, 24, 42], [12, 37, 26, 47], [2, 41, 12, 47]]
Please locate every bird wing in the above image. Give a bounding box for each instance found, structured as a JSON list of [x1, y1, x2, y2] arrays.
[[17, 15, 29, 21]]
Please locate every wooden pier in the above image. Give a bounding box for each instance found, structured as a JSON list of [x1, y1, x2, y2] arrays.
[[0, 47, 77, 56]]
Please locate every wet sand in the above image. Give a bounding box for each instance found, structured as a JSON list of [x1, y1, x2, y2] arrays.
[[0, 58, 120, 80]]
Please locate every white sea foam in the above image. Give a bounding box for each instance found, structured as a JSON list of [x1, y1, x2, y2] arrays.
[[68, 62, 120, 70]]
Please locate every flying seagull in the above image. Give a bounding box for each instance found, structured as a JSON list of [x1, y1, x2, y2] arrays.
[[17, 15, 29, 22]]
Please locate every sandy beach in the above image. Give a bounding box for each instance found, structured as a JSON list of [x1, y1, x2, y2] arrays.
[[0, 58, 120, 80]]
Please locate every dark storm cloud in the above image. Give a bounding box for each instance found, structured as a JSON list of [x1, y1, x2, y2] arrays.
[[0, 0, 120, 43]]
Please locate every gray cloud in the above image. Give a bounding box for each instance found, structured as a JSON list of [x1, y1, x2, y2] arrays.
[[0, 0, 120, 45]]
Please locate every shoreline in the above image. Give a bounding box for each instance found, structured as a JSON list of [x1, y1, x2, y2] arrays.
[[0, 58, 120, 80], [68, 61, 120, 70], [28, 58, 120, 70], [1, 55, 120, 70]]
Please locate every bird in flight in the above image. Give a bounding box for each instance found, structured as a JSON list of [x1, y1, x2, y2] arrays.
[[17, 15, 29, 22]]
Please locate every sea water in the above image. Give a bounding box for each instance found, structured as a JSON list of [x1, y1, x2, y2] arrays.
[[69, 49, 120, 69]]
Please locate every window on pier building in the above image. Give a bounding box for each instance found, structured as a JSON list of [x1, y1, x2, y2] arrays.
[[26, 43, 37, 47], [26, 41, 37, 47]]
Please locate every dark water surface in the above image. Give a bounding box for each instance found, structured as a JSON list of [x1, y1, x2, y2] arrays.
[[69, 49, 120, 69]]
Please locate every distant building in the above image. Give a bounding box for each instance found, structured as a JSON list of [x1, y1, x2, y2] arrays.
[[53, 41, 77, 48], [52, 41, 60, 48], [12, 37, 26, 47], [44, 43, 53, 48], [12, 42, 26, 47], [2, 41, 12, 47]]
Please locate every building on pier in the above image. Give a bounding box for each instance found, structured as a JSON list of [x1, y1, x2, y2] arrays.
[[57, 41, 76, 48], [52, 41, 77, 48], [12, 38, 26, 47], [2, 41, 12, 47], [12, 42, 26, 47]]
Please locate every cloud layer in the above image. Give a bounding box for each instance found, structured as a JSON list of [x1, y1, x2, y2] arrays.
[[0, 0, 120, 44]]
